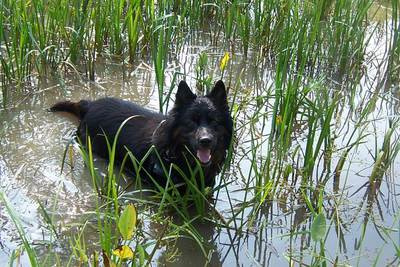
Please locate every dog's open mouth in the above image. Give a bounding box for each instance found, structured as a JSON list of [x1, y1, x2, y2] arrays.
[[196, 148, 211, 165]]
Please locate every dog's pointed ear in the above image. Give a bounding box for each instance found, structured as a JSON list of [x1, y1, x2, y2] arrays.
[[175, 80, 196, 107], [207, 80, 228, 109]]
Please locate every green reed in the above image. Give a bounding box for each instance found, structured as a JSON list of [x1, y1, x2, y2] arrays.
[[0, 191, 39, 266], [386, 0, 400, 85], [152, 21, 170, 113], [369, 119, 400, 192], [126, 0, 141, 63]]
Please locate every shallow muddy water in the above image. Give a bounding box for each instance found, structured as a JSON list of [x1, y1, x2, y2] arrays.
[[1, 20, 400, 267]]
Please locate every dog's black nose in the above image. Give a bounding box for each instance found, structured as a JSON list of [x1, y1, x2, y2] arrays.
[[199, 137, 212, 146]]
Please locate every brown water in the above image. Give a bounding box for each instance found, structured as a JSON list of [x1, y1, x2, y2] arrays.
[[1, 20, 400, 267]]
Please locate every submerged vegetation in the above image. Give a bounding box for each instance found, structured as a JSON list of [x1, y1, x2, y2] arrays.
[[1, 0, 400, 266]]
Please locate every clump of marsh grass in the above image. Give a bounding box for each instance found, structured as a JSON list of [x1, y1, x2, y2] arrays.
[[0, 0, 379, 90]]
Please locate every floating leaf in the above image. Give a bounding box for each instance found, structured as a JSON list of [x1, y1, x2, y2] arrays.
[[311, 213, 326, 242], [112, 245, 134, 260], [220, 52, 230, 71], [118, 204, 137, 240]]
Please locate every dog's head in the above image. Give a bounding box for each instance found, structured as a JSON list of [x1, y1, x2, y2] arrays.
[[157, 80, 233, 168]]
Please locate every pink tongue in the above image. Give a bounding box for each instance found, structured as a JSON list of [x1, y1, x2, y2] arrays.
[[197, 148, 211, 164]]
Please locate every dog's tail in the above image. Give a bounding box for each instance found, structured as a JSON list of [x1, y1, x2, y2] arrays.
[[49, 100, 89, 119]]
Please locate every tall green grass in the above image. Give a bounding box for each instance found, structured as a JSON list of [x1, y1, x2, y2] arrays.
[[385, 0, 400, 86], [1, 0, 388, 88]]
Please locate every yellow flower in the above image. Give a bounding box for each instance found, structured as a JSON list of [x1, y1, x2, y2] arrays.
[[220, 52, 230, 71], [276, 115, 282, 125], [112, 245, 134, 260]]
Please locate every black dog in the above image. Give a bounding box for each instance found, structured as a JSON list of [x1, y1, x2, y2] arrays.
[[50, 80, 233, 188]]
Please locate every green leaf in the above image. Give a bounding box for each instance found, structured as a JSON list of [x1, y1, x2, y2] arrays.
[[118, 204, 137, 240], [136, 244, 146, 266], [311, 213, 326, 242]]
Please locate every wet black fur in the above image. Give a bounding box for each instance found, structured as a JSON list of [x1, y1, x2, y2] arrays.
[[50, 80, 233, 188]]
